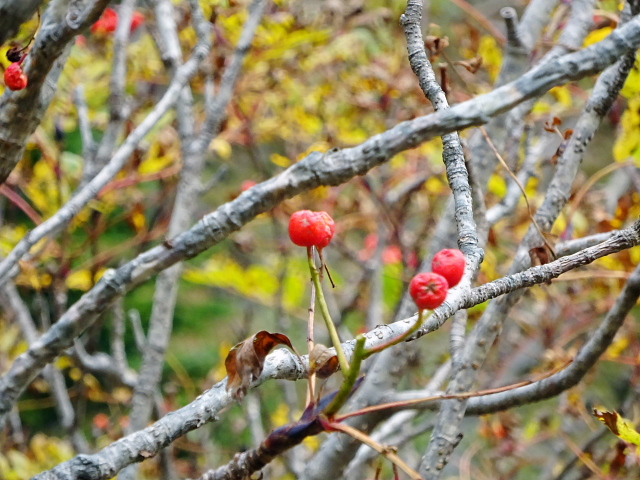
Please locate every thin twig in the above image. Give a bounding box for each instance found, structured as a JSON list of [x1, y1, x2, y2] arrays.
[[479, 126, 556, 258]]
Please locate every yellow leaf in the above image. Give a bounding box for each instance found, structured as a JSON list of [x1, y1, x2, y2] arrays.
[[478, 36, 502, 82], [0, 225, 27, 256], [593, 408, 640, 452], [130, 206, 146, 233], [620, 61, 640, 98], [606, 335, 629, 359], [271, 153, 291, 167], [583, 27, 613, 47], [532, 100, 551, 115], [210, 137, 232, 159], [425, 176, 444, 194], [550, 86, 572, 108], [613, 96, 640, 161], [488, 173, 507, 197], [270, 403, 290, 426], [55, 356, 74, 370], [66, 270, 93, 291]]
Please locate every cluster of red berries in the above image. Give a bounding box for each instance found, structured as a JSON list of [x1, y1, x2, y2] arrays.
[[289, 210, 335, 250], [287, 209, 465, 311], [91, 8, 145, 36], [409, 249, 466, 310], [3, 47, 28, 91]]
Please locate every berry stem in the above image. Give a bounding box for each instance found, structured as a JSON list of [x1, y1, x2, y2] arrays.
[[323, 334, 365, 416], [306, 247, 317, 403], [307, 247, 350, 375], [363, 309, 425, 358]]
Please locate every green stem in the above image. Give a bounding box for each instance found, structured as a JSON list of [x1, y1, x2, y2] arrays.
[[308, 247, 350, 375], [363, 309, 424, 358], [324, 334, 366, 417]]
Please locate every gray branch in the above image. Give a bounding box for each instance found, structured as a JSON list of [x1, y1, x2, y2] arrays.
[[400, 0, 481, 261], [0, 0, 44, 45]]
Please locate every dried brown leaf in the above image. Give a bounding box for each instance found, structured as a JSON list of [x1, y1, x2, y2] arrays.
[[455, 55, 483, 74], [529, 245, 552, 267], [543, 116, 563, 132], [309, 343, 339, 379], [424, 35, 449, 60], [225, 330, 294, 400], [551, 129, 573, 165]]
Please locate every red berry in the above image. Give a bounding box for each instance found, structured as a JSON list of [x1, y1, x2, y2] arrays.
[[289, 210, 335, 249], [409, 272, 449, 310], [241, 180, 257, 192], [382, 245, 402, 264], [130, 12, 145, 33], [4, 63, 28, 91], [432, 249, 466, 287], [91, 8, 119, 35]]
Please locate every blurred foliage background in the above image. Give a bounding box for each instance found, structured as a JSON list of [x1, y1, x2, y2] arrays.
[[0, 0, 639, 478]]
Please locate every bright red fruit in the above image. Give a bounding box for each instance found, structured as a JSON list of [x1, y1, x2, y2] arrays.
[[409, 272, 449, 310], [130, 11, 145, 33], [91, 8, 119, 35], [4, 63, 28, 91], [289, 210, 335, 249], [432, 248, 466, 287], [241, 180, 257, 192]]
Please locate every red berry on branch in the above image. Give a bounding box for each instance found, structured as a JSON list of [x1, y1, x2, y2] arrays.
[[432, 248, 466, 287], [241, 180, 257, 192], [91, 8, 119, 35], [130, 11, 145, 33], [409, 272, 449, 310], [289, 210, 335, 249], [4, 63, 28, 91]]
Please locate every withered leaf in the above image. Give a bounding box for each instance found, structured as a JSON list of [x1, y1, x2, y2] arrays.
[[529, 244, 556, 285], [424, 35, 449, 60], [309, 343, 339, 379], [454, 55, 483, 74], [529, 245, 552, 267], [265, 377, 365, 449], [543, 116, 562, 132], [593, 409, 620, 435], [551, 129, 574, 164], [594, 408, 640, 447], [225, 330, 294, 400]]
